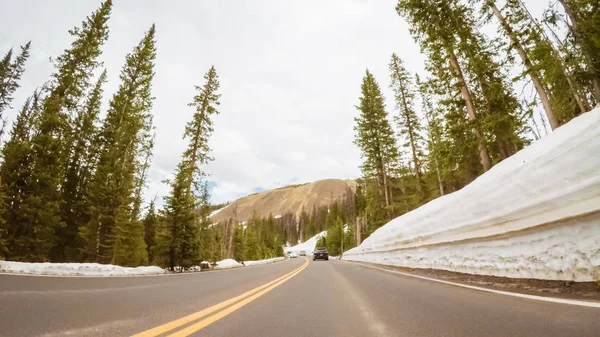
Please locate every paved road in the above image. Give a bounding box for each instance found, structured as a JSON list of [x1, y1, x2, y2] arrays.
[[1, 258, 598, 337]]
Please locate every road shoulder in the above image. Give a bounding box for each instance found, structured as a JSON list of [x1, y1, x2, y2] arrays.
[[346, 261, 600, 304]]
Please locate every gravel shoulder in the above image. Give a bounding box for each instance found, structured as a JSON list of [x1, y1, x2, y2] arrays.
[[348, 261, 600, 302]]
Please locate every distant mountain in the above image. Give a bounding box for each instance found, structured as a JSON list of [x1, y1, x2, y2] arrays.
[[211, 179, 356, 223]]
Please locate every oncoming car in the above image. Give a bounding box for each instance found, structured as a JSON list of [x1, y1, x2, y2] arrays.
[[313, 247, 328, 261], [290, 252, 298, 258]]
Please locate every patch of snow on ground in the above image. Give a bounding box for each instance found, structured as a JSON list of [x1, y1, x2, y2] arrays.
[[286, 231, 327, 255], [214, 259, 243, 269], [344, 107, 600, 282], [244, 257, 284, 266], [210, 206, 227, 217], [0, 261, 165, 276]]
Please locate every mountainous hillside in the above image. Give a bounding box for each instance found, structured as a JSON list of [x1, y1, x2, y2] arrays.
[[211, 179, 356, 223]]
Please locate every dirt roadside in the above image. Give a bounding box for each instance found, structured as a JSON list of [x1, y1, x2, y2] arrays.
[[350, 261, 600, 302]]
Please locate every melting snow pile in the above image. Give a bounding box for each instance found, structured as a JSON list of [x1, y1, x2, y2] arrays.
[[345, 107, 600, 282], [214, 259, 243, 269], [244, 257, 285, 266], [286, 231, 327, 255], [0, 261, 165, 276]]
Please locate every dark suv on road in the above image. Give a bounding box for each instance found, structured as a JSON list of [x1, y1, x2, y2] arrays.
[[313, 247, 329, 261]]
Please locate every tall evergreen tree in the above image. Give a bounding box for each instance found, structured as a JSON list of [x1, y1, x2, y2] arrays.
[[10, 0, 112, 261], [0, 42, 31, 132], [557, 0, 600, 100], [54, 70, 107, 261], [416, 75, 445, 197], [111, 132, 154, 267], [81, 24, 156, 264], [197, 181, 214, 262], [233, 225, 246, 261], [485, 0, 591, 129], [0, 90, 43, 256], [162, 66, 221, 270], [143, 198, 158, 263], [389, 54, 426, 196], [485, 1, 561, 129], [396, 0, 493, 172], [354, 69, 400, 225], [454, 14, 525, 161]]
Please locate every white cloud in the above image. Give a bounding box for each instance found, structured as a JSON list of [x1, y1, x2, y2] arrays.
[[0, 0, 548, 206]]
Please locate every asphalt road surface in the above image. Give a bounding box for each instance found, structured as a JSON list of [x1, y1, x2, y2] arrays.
[[1, 257, 599, 337]]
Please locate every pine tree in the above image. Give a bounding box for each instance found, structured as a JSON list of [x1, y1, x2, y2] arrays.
[[197, 181, 213, 262], [233, 225, 246, 261], [422, 47, 483, 190], [453, 13, 525, 161], [111, 132, 153, 266], [325, 215, 343, 256], [0, 42, 31, 124], [416, 75, 445, 197], [557, 0, 600, 100], [162, 66, 221, 270], [396, 0, 493, 172], [55, 70, 107, 261], [543, 0, 598, 111], [0, 89, 44, 256], [484, 1, 560, 129], [354, 69, 400, 224], [143, 198, 158, 263], [10, 1, 112, 262], [485, 0, 590, 129], [162, 162, 198, 270], [245, 227, 260, 261], [81, 24, 156, 264], [389, 54, 426, 196]]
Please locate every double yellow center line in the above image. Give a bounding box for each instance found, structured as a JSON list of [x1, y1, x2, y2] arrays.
[[132, 258, 309, 337]]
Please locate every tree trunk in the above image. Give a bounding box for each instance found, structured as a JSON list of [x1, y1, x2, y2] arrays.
[[447, 50, 492, 171], [388, 174, 395, 217], [381, 164, 391, 220], [429, 133, 444, 196], [381, 166, 390, 208], [356, 217, 361, 246], [434, 157, 444, 196], [398, 86, 423, 192], [423, 107, 445, 197], [397, 166, 410, 213], [489, 3, 560, 130], [227, 223, 234, 259]]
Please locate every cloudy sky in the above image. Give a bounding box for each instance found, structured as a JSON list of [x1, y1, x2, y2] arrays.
[[0, 0, 548, 205]]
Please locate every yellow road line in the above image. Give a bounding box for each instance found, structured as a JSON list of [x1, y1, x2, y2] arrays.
[[166, 260, 309, 336], [132, 258, 308, 337]]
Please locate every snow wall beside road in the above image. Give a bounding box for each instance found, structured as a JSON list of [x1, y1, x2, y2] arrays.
[[344, 107, 600, 282]]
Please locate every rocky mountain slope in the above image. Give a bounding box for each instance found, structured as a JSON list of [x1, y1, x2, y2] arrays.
[[211, 179, 356, 223]]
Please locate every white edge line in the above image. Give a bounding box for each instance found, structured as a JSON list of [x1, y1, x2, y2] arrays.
[[348, 261, 600, 309], [0, 256, 290, 279]]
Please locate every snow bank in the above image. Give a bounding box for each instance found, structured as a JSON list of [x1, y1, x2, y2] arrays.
[[244, 257, 285, 266], [214, 259, 243, 269], [345, 108, 600, 282], [286, 231, 327, 255], [0, 261, 165, 276], [210, 206, 227, 217]]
